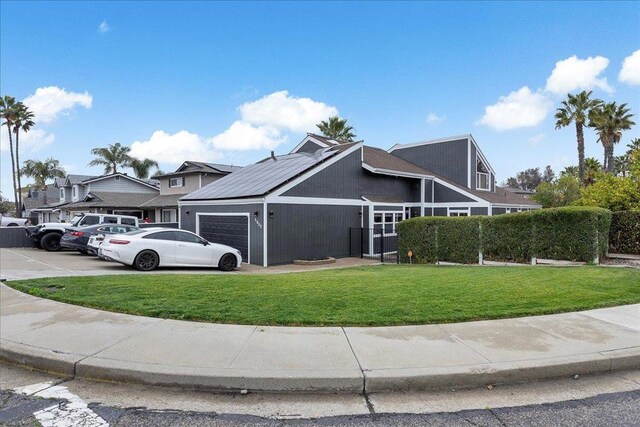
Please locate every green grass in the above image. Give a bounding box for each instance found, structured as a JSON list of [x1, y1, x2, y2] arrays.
[[7, 265, 640, 326]]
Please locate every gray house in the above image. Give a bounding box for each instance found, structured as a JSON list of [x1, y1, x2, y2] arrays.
[[179, 133, 541, 266], [141, 161, 242, 223]]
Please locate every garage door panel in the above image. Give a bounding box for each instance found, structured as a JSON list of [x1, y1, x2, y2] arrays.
[[198, 215, 249, 262]]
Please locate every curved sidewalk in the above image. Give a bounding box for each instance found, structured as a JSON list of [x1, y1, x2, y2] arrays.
[[1, 284, 639, 393]]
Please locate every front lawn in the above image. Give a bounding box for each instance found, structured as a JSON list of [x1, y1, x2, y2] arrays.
[[7, 265, 640, 326]]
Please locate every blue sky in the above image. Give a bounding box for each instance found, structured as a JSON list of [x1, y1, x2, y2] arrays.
[[1, 1, 639, 197]]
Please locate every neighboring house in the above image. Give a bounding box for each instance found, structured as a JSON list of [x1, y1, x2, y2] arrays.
[[504, 187, 536, 198], [179, 133, 541, 266], [141, 161, 242, 223], [22, 185, 61, 223], [53, 173, 160, 221]]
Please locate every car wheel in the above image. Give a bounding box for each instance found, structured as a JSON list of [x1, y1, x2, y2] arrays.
[[41, 233, 62, 252], [218, 253, 237, 271], [134, 250, 159, 271]]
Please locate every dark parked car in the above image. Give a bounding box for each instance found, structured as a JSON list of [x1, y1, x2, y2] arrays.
[[60, 224, 139, 254]]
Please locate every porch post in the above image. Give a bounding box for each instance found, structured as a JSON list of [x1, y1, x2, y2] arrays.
[[420, 178, 425, 216]]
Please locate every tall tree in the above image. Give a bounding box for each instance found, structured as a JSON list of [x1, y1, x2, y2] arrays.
[[583, 157, 603, 186], [88, 142, 133, 174], [0, 96, 19, 215], [560, 166, 579, 178], [316, 116, 356, 142], [554, 91, 602, 185], [542, 165, 555, 183], [505, 168, 543, 191], [21, 158, 66, 206], [129, 158, 159, 179], [13, 102, 35, 215], [589, 102, 635, 173]]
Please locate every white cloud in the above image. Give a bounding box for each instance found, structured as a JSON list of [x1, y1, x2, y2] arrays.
[[23, 86, 92, 124], [99, 20, 110, 33], [426, 113, 444, 124], [130, 130, 223, 164], [528, 133, 546, 146], [545, 55, 613, 94], [210, 121, 286, 150], [619, 49, 640, 85], [238, 90, 338, 133], [0, 128, 55, 152], [476, 87, 553, 131]]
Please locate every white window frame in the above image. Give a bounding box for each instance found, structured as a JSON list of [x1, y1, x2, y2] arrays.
[[373, 210, 404, 237], [448, 207, 470, 217], [169, 177, 185, 188], [60, 188, 65, 200], [476, 154, 491, 191], [162, 209, 176, 223]]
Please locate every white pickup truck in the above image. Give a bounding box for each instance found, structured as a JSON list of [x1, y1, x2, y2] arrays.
[[0, 214, 29, 227]]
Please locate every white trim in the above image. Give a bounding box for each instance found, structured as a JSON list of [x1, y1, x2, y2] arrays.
[[268, 142, 363, 198], [433, 178, 487, 203], [179, 198, 266, 206], [169, 176, 185, 188], [263, 201, 268, 267], [467, 138, 472, 188], [448, 207, 471, 217], [199, 174, 202, 189], [195, 212, 251, 265], [289, 135, 329, 154], [469, 135, 496, 175], [269, 196, 365, 206], [420, 178, 425, 216], [404, 201, 489, 208], [491, 203, 542, 208], [388, 134, 473, 152], [476, 171, 491, 191], [362, 163, 435, 180], [81, 173, 160, 190], [161, 208, 177, 223]]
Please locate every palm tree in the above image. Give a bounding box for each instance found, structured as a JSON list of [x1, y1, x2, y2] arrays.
[[627, 137, 640, 156], [21, 158, 66, 206], [613, 155, 630, 177], [583, 157, 603, 185], [129, 158, 159, 179], [0, 96, 19, 214], [13, 102, 35, 215], [560, 165, 579, 178], [88, 142, 133, 174], [316, 116, 356, 142], [589, 102, 635, 173], [554, 91, 602, 184]]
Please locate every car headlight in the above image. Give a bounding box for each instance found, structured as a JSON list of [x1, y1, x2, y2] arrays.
[[236, 250, 241, 256]]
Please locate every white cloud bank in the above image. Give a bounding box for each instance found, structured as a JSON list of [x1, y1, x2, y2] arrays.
[[476, 87, 552, 131], [619, 49, 640, 85], [129, 130, 223, 164], [23, 86, 92, 123], [545, 55, 613, 94], [132, 91, 339, 163]]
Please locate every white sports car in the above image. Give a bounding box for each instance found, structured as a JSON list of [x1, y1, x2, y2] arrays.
[[99, 228, 242, 271]]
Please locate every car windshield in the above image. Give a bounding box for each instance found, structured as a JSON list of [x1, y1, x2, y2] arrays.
[[70, 215, 83, 226]]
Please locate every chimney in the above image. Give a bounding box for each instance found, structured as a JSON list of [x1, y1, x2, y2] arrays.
[[270, 151, 277, 161]]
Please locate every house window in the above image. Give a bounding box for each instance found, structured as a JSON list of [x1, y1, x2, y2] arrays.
[[60, 188, 65, 200], [169, 177, 184, 188], [449, 208, 470, 217], [72, 186, 76, 198], [373, 211, 404, 236], [476, 157, 491, 191], [162, 209, 176, 223], [115, 176, 120, 181]]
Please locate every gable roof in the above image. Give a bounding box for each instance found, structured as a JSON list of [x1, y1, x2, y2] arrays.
[[58, 174, 97, 187], [155, 161, 242, 179], [362, 146, 434, 177], [63, 191, 158, 209], [290, 133, 362, 154], [81, 173, 160, 190], [181, 144, 356, 201]]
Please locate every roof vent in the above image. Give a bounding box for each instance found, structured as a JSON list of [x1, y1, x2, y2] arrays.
[[270, 151, 277, 161]]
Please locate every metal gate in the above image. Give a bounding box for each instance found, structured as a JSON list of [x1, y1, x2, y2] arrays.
[[349, 227, 398, 263]]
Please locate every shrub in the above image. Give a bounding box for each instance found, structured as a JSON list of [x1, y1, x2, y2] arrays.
[[398, 207, 611, 264], [610, 210, 640, 255]]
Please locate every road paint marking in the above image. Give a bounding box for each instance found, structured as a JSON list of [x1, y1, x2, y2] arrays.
[[15, 382, 108, 427]]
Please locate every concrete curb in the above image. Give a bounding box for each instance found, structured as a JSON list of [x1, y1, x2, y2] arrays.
[[2, 337, 638, 393]]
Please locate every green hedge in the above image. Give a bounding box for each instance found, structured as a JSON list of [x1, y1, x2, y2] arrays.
[[609, 210, 640, 255], [398, 206, 611, 264]]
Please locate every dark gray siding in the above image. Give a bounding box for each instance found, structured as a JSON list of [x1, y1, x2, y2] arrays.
[[267, 203, 361, 265], [470, 143, 477, 190], [491, 173, 496, 192], [373, 205, 403, 211], [433, 208, 447, 216], [492, 207, 506, 215], [179, 203, 264, 265], [433, 182, 475, 203], [424, 179, 434, 202], [392, 139, 469, 187], [283, 149, 420, 202], [470, 207, 488, 216], [296, 140, 323, 153]]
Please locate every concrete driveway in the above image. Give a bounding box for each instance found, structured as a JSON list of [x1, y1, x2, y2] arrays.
[[0, 248, 378, 281]]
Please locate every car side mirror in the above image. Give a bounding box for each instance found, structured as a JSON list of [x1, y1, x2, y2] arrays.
[[202, 240, 209, 246]]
